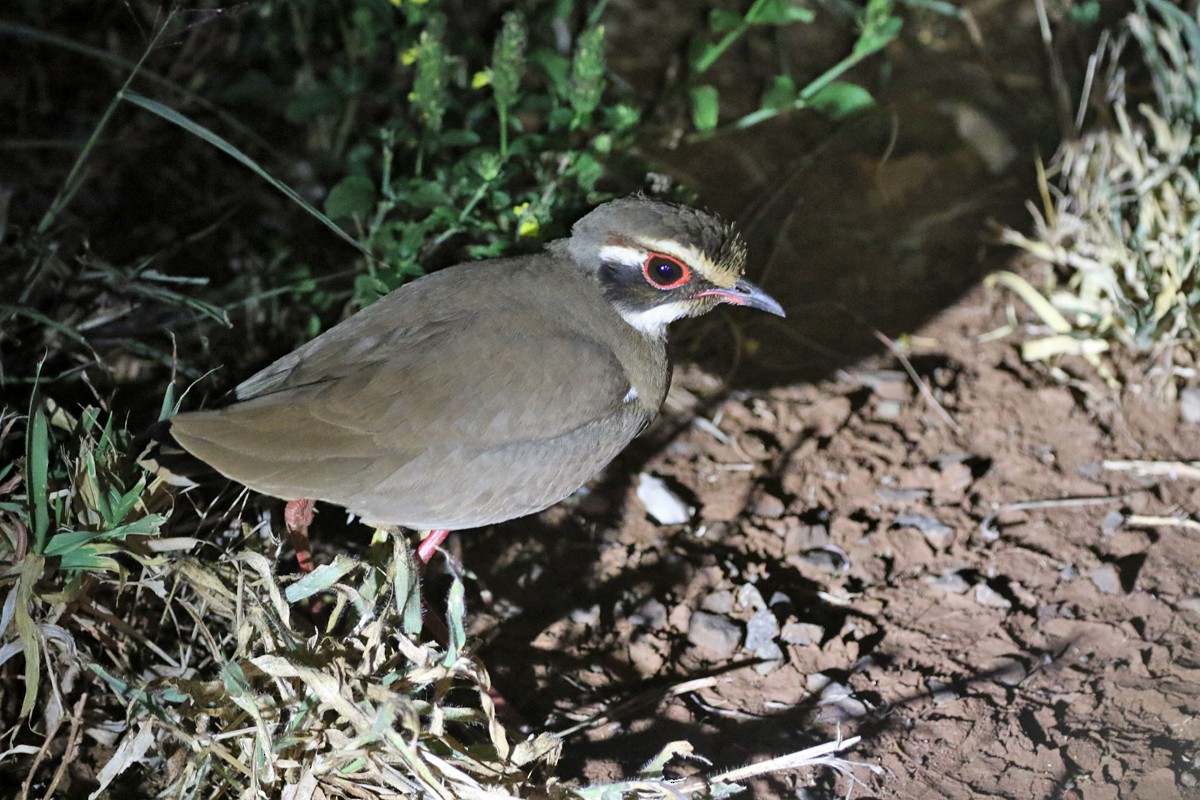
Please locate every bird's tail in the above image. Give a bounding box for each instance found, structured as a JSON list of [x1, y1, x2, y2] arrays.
[[138, 420, 223, 487]]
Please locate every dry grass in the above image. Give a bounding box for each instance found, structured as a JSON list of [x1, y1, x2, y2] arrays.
[[996, 0, 1200, 394]]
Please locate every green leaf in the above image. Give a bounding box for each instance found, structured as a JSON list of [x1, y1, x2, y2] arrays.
[[324, 174, 377, 220], [691, 85, 720, 131], [26, 403, 50, 554], [747, 0, 815, 26], [437, 129, 482, 148], [761, 75, 798, 110], [122, 91, 365, 255], [708, 9, 744, 34], [284, 554, 358, 603], [572, 151, 603, 191], [805, 81, 875, 119]]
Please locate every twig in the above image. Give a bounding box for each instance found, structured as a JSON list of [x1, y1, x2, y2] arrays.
[[998, 495, 1126, 512], [1125, 514, 1200, 531], [38, 693, 88, 800], [872, 330, 962, 433], [1102, 460, 1200, 481]]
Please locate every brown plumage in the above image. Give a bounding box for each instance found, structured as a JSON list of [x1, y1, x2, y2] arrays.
[[169, 196, 783, 533]]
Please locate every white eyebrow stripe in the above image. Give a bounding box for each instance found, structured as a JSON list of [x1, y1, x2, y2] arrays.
[[598, 245, 646, 267], [640, 238, 708, 271]]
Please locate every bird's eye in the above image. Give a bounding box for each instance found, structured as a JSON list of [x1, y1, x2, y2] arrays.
[[642, 253, 690, 290]]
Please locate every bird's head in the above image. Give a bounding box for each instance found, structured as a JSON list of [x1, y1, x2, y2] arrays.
[[556, 196, 785, 338]]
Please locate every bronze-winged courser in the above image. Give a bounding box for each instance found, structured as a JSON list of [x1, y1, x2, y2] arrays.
[[167, 196, 785, 562]]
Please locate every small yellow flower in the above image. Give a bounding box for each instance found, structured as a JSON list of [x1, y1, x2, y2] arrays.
[[512, 202, 530, 216], [400, 45, 419, 66], [518, 218, 540, 238], [472, 70, 491, 89]]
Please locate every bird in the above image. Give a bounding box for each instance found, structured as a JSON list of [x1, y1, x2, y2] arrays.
[[165, 196, 785, 564]]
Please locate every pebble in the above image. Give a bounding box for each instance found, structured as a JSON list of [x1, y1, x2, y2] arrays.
[[896, 512, 954, 549], [927, 570, 972, 594], [1100, 509, 1125, 536], [700, 590, 734, 614], [1088, 563, 1121, 595], [753, 492, 786, 519], [1181, 386, 1200, 424], [875, 399, 903, 419], [1179, 596, 1200, 616], [927, 678, 958, 705], [737, 583, 767, 612], [815, 679, 868, 721], [744, 609, 780, 652], [780, 621, 824, 645], [636, 473, 693, 525], [974, 583, 1012, 609], [794, 546, 850, 574], [687, 611, 742, 659], [989, 655, 1028, 686], [628, 598, 667, 629]]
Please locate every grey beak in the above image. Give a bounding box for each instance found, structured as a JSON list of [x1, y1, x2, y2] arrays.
[[699, 278, 786, 318]]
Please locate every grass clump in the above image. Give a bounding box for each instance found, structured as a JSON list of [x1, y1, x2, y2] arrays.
[[997, 0, 1200, 393]]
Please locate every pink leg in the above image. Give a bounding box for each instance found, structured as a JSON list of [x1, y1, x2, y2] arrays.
[[284, 498, 317, 573], [416, 529, 450, 564]]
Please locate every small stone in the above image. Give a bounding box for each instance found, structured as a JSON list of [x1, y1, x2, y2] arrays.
[[636, 473, 693, 525], [700, 590, 734, 614], [896, 513, 954, 550], [570, 604, 600, 626], [1100, 509, 1125, 536], [876, 487, 930, 504], [816, 680, 868, 721], [744, 609, 781, 652], [753, 492, 786, 519], [687, 611, 741, 659], [794, 546, 850, 574], [1181, 386, 1200, 424], [974, 583, 1012, 609], [767, 591, 792, 610], [781, 621, 824, 646], [927, 679, 958, 704], [1179, 596, 1200, 616], [628, 598, 667, 629], [927, 570, 972, 594], [1089, 563, 1121, 595], [989, 655, 1028, 687], [737, 583, 767, 612], [875, 399, 902, 419]]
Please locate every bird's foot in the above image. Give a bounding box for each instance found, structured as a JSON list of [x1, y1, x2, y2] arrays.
[[416, 528, 450, 564], [284, 498, 317, 573]]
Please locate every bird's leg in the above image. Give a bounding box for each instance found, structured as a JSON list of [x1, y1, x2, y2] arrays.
[[411, 529, 525, 730], [284, 498, 317, 573], [416, 529, 450, 564]]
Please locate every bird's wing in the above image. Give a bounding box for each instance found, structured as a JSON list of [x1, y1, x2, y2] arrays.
[[168, 305, 637, 493]]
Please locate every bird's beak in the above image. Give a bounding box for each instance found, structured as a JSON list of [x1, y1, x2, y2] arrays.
[[698, 278, 786, 318]]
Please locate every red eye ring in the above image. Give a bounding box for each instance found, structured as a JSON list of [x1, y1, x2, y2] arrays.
[[642, 253, 690, 290]]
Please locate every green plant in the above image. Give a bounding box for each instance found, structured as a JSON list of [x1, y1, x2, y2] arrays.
[[0, 398, 173, 719], [687, 0, 903, 134]]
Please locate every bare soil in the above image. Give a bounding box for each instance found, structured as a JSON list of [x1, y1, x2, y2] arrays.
[[448, 2, 1200, 797]]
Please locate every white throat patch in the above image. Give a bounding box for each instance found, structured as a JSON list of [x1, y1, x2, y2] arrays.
[[618, 302, 693, 338]]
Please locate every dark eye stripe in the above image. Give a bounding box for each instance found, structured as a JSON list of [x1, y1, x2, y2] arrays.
[[642, 253, 690, 290]]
